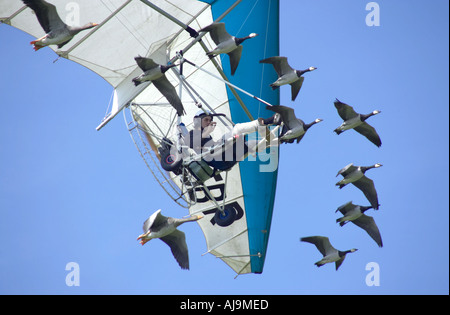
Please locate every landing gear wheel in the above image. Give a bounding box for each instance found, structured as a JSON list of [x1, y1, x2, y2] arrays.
[[214, 208, 236, 227], [160, 151, 182, 172]]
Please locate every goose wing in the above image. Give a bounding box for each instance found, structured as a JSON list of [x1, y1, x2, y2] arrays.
[[353, 122, 382, 147], [142, 209, 167, 232], [160, 230, 189, 270], [152, 76, 186, 116], [352, 214, 383, 247], [200, 22, 232, 45], [335, 201, 356, 215], [259, 56, 294, 77], [335, 256, 346, 271], [228, 45, 243, 75], [337, 163, 356, 177], [352, 176, 379, 210], [134, 56, 159, 72], [266, 105, 302, 130], [22, 0, 66, 33], [301, 236, 335, 256], [290, 77, 304, 101], [334, 99, 359, 120], [293, 119, 307, 143]]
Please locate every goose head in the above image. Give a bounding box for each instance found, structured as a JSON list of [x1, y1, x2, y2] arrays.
[[296, 67, 317, 77], [235, 33, 259, 45]]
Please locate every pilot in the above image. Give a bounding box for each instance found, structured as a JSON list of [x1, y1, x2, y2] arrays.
[[186, 110, 280, 170]]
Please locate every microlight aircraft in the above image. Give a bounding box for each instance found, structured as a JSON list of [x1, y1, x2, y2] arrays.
[[1, 0, 281, 276]]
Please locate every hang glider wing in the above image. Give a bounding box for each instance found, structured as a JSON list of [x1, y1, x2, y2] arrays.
[[1, 0, 280, 276]]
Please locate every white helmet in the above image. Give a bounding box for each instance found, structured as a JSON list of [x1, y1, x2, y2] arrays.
[[194, 109, 213, 119]]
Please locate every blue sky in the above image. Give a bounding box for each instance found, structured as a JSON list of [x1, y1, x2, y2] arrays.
[[0, 0, 448, 295]]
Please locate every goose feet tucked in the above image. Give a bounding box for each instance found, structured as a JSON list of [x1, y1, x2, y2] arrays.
[[270, 84, 279, 90], [30, 40, 45, 51]]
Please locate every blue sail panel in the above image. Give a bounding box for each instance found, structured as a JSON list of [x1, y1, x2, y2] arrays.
[[207, 0, 280, 274]]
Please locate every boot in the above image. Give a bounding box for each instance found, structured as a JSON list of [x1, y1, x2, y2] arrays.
[[259, 113, 282, 126]]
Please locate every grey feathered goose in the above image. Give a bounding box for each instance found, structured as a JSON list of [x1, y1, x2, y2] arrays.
[[335, 201, 383, 247], [300, 236, 358, 270], [22, 0, 98, 51], [336, 163, 382, 210], [266, 105, 322, 144], [200, 22, 258, 75], [132, 57, 185, 116], [137, 209, 203, 270], [334, 99, 382, 147], [260, 56, 316, 101]]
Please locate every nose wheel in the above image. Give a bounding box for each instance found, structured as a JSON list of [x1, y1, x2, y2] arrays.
[[214, 207, 236, 227]]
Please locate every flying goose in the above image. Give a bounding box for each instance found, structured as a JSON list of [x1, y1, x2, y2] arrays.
[[199, 22, 258, 75], [335, 201, 383, 247], [22, 0, 98, 51], [333, 99, 382, 147], [336, 163, 382, 210], [300, 236, 358, 270], [266, 105, 322, 143], [137, 209, 203, 270], [260, 56, 317, 101], [132, 57, 185, 116]]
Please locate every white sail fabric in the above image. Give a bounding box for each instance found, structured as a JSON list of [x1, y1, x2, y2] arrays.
[[1, 0, 211, 126]]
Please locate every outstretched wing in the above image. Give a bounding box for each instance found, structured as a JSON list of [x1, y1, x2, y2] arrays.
[[290, 77, 304, 101], [352, 176, 379, 210], [266, 105, 301, 130], [334, 99, 359, 120], [353, 215, 383, 247], [301, 236, 334, 257], [152, 76, 185, 116], [160, 230, 189, 270], [142, 209, 168, 232], [200, 22, 232, 45], [228, 45, 243, 75], [260, 56, 294, 77], [336, 201, 355, 215], [335, 257, 345, 271], [135, 56, 159, 72], [354, 122, 382, 147], [22, 0, 65, 34], [337, 163, 356, 177]]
